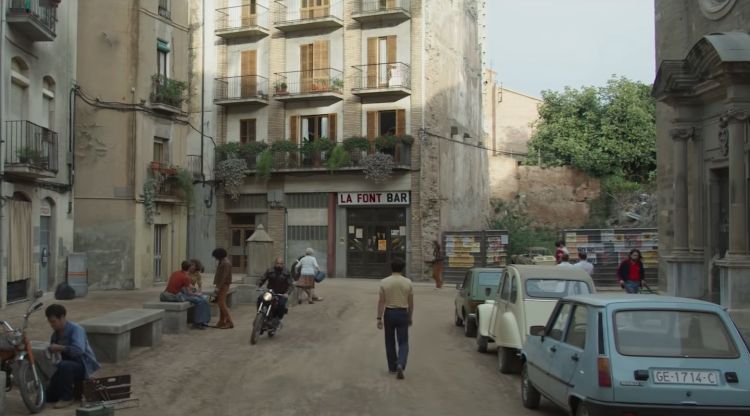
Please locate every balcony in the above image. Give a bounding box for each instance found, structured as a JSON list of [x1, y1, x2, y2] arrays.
[[214, 75, 270, 106], [352, 0, 410, 24], [150, 75, 187, 114], [352, 62, 411, 98], [4, 120, 58, 179], [274, 0, 343, 33], [6, 0, 57, 42], [273, 69, 343, 102], [215, 3, 269, 39], [158, 0, 171, 19], [148, 161, 190, 200]]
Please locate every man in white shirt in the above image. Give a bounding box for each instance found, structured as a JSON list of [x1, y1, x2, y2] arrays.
[[575, 252, 595, 276], [376, 257, 413, 380], [556, 254, 575, 268]]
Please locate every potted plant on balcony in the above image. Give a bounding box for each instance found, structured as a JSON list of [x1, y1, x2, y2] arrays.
[[274, 81, 288, 95], [343, 136, 371, 164], [313, 137, 335, 166], [312, 78, 330, 92], [375, 135, 399, 153], [16, 147, 41, 164], [239, 141, 268, 170], [270, 139, 298, 168], [326, 144, 351, 173], [215, 142, 241, 162], [150, 75, 187, 108], [331, 77, 344, 93], [215, 156, 249, 200], [255, 149, 274, 181], [173, 168, 195, 203]]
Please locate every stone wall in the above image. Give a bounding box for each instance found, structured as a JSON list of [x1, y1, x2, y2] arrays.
[[489, 156, 600, 229]]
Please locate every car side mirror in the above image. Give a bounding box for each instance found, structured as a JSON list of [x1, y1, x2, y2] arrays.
[[530, 325, 546, 337]]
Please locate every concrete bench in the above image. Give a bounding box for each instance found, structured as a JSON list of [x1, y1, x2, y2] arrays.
[[207, 286, 237, 308], [143, 301, 195, 334], [80, 309, 164, 363]]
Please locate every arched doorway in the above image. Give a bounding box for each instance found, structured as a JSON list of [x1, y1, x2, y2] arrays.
[[8, 192, 32, 301]]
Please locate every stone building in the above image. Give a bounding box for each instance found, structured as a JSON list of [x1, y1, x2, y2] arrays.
[[188, 0, 489, 278], [653, 0, 750, 326], [74, 0, 193, 289], [0, 0, 77, 305]]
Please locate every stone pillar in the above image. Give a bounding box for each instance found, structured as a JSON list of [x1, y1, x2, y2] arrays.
[[237, 225, 274, 304], [665, 125, 705, 298]]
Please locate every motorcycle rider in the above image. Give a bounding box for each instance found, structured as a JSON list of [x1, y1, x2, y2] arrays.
[[257, 257, 294, 321]]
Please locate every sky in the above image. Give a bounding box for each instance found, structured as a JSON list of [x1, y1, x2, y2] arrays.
[[485, 0, 656, 98]]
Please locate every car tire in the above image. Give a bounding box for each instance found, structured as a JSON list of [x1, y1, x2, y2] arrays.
[[498, 347, 520, 374], [476, 335, 489, 353], [464, 315, 477, 337], [575, 402, 591, 416], [521, 363, 541, 409], [454, 309, 464, 327]]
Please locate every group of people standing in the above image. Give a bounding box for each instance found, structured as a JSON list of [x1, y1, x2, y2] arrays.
[[554, 240, 646, 293]]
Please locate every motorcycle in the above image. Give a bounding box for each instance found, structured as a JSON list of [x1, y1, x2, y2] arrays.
[[0, 290, 46, 413], [250, 289, 283, 345]]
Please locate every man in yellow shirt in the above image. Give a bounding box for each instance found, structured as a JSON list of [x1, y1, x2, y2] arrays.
[[376, 257, 413, 379]]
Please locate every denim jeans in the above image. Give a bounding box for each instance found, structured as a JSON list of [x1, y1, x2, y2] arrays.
[[624, 280, 641, 294], [46, 359, 85, 402], [383, 308, 410, 372]]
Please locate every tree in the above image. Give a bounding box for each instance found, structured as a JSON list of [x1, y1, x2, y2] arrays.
[[527, 77, 656, 182]]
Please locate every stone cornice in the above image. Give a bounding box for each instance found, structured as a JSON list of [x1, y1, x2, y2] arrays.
[[669, 126, 699, 142]]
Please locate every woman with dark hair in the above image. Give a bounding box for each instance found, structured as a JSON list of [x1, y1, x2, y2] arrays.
[[617, 248, 645, 294], [212, 248, 234, 329]]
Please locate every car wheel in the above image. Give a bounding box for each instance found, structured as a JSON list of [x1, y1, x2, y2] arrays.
[[454, 309, 464, 327], [575, 402, 591, 416], [498, 347, 520, 374], [521, 363, 541, 409], [464, 316, 477, 337], [476, 335, 489, 353]]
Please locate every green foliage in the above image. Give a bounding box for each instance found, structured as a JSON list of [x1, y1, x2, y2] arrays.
[[374, 135, 399, 151], [16, 146, 42, 163], [583, 175, 646, 228], [270, 140, 298, 153], [527, 76, 656, 182], [174, 168, 194, 204], [326, 145, 351, 172], [488, 200, 556, 256], [343, 136, 371, 152], [255, 149, 273, 181], [215, 143, 241, 161], [143, 177, 156, 224], [215, 157, 249, 200], [239, 141, 268, 159], [150, 75, 187, 107], [399, 135, 415, 145], [313, 137, 335, 153]]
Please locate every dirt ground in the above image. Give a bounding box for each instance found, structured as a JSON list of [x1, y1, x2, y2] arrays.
[[3, 278, 566, 416]]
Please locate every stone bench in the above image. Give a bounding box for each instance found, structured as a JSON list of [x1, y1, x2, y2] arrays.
[[80, 309, 164, 363], [207, 286, 237, 308], [143, 301, 195, 334]]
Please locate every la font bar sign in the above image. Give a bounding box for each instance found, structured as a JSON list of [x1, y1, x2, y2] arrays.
[[338, 192, 410, 206]]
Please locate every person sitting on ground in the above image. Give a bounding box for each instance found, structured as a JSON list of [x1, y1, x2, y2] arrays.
[[45, 304, 101, 409], [161, 260, 211, 329], [258, 257, 294, 321]]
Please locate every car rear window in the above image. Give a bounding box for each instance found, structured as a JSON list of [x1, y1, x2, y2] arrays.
[[477, 272, 500, 286], [614, 310, 739, 358], [524, 279, 591, 298]]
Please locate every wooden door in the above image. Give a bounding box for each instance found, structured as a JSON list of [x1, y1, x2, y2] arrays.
[[367, 36, 396, 88], [300, 44, 313, 93], [313, 40, 330, 91], [302, 0, 329, 19], [240, 50, 257, 97], [241, 0, 257, 26]]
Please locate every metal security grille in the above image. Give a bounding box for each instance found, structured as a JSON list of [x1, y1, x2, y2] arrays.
[[226, 194, 267, 210], [288, 226, 328, 241], [287, 193, 327, 208]]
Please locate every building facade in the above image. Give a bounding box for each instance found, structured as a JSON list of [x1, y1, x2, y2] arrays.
[[74, 0, 192, 289], [0, 0, 76, 306], [653, 0, 750, 326], [189, 0, 489, 278]]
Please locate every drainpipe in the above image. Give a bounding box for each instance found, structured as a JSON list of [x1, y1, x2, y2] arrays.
[[0, 0, 5, 307], [200, 0, 205, 182]]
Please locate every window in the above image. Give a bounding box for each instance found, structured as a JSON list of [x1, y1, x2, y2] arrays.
[[525, 279, 592, 299], [240, 119, 257, 144], [499, 273, 511, 302], [9, 57, 29, 121], [290, 114, 337, 143], [509, 276, 518, 303], [477, 272, 500, 287], [548, 303, 573, 341], [366, 36, 397, 88], [158, 0, 171, 19], [157, 40, 170, 80], [565, 305, 588, 350], [240, 50, 257, 96], [367, 109, 406, 139], [614, 310, 739, 358], [300, 41, 329, 93], [42, 77, 55, 130], [153, 137, 169, 163]]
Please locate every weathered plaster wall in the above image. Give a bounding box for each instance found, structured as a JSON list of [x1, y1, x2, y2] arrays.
[[494, 88, 540, 155]]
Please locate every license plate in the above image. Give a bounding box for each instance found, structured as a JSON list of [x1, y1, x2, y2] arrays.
[[652, 370, 720, 385]]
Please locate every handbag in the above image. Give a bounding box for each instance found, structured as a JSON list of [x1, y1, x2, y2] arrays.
[[314, 271, 326, 283]]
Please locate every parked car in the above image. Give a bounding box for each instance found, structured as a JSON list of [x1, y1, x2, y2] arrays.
[[511, 247, 556, 265], [454, 268, 503, 337], [521, 294, 750, 416], [476, 265, 594, 372]]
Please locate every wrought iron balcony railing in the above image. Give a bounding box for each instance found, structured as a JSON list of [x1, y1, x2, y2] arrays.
[[6, 0, 57, 41], [150, 75, 187, 110], [352, 62, 411, 92], [274, 0, 343, 29], [214, 75, 270, 103], [273, 68, 344, 97], [4, 120, 58, 174], [356, 0, 410, 14], [216, 3, 269, 35]]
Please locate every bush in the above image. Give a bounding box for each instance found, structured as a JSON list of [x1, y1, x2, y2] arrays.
[[270, 140, 298, 153], [488, 201, 556, 256], [343, 136, 371, 152], [326, 145, 351, 172], [255, 149, 273, 180]]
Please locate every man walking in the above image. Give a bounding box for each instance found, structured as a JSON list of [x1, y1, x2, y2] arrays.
[[212, 248, 234, 329], [376, 257, 413, 379]]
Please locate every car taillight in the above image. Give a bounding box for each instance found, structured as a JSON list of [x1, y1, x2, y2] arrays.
[[597, 356, 612, 387]]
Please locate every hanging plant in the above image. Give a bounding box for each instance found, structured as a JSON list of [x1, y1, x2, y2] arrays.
[[256, 149, 273, 181], [398, 134, 415, 145], [174, 168, 195, 203], [362, 152, 394, 183], [375, 135, 399, 151], [326, 145, 351, 172], [143, 177, 157, 224], [215, 157, 249, 200]]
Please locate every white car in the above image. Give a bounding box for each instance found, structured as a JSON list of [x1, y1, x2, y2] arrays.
[[476, 265, 595, 373]]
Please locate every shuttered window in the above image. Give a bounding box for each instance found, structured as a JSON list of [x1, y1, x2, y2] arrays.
[[240, 119, 256, 144], [366, 109, 407, 138]]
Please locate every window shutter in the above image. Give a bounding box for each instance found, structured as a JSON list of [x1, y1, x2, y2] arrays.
[[241, 50, 257, 96], [367, 37, 378, 88], [328, 113, 337, 140], [290, 116, 299, 144], [367, 111, 378, 140], [386, 36, 397, 63], [396, 109, 406, 136], [313, 40, 330, 90]]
